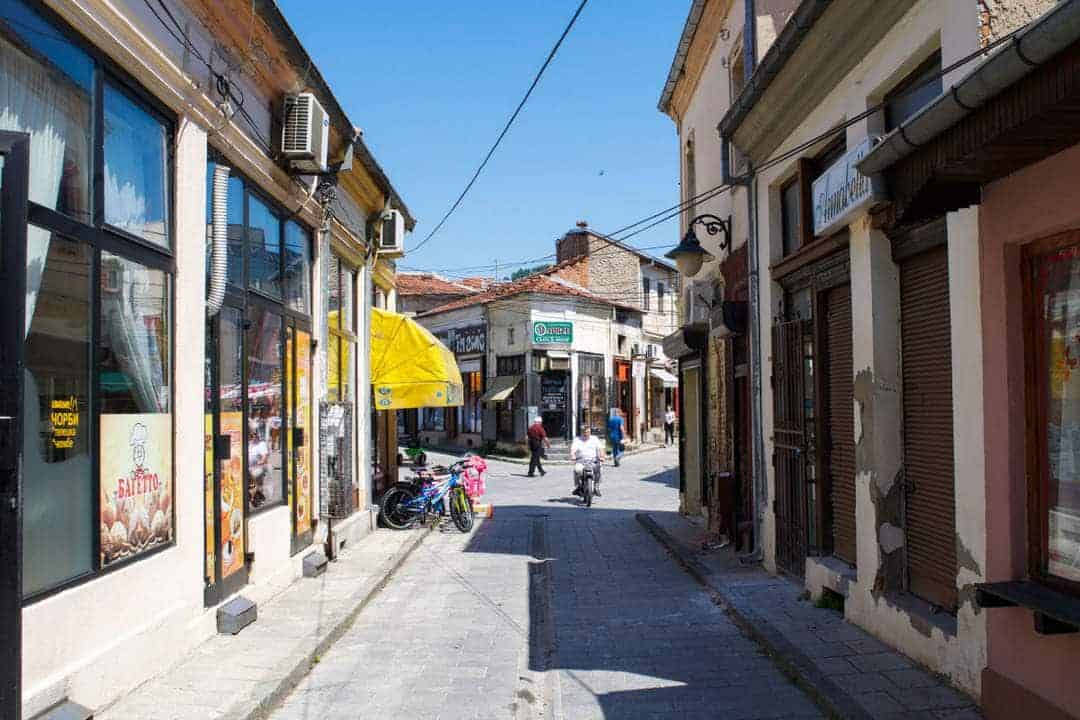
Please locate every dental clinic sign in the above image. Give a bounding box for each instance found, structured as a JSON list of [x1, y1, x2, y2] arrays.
[[812, 137, 887, 237], [533, 321, 573, 345]]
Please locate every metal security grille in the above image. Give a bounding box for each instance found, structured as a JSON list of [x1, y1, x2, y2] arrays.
[[319, 401, 355, 519], [900, 245, 957, 611], [824, 284, 857, 565], [773, 319, 809, 576]]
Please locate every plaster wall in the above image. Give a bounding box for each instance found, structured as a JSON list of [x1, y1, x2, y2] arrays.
[[416, 306, 486, 337], [980, 140, 1080, 718], [748, 0, 987, 695], [641, 263, 680, 338]]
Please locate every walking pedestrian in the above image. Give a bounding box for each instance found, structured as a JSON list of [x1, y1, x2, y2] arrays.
[[527, 417, 550, 477], [664, 406, 676, 446], [608, 409, 625, 467]]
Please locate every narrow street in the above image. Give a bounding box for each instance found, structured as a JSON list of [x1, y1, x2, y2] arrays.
[[268, 449, 824, 720]]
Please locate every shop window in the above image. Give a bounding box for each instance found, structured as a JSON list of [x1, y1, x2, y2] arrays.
[[326, 253, 357, 402], [422, 408, 445, 432], [247, 193, 282, 299], [247, 307, 284, 511], [885, 51, 942, 132], [4, 0, 175, 600], [1029, 241, 1080, 588], [497, 354, 525, 376], [284, 221, 311, 314], [103, 83, 170, 247], [0, 0, 93, 224], [461, 371, 483, 434]]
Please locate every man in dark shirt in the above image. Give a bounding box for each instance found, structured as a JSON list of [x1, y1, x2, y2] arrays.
[[527, 417, 550, 477]]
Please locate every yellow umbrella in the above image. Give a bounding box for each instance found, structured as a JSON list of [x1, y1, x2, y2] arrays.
[[370, 308, 463, 410]]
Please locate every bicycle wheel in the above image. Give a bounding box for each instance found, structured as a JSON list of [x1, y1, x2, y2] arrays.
[[450, 487, 474, 532], [380, 485, 419, 530]]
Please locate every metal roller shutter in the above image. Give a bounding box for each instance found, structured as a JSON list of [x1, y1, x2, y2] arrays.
[[824, 285, 857, 565], [900, 245, 957, 611]]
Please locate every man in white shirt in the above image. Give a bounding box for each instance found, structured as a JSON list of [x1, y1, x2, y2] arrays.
[[571, 425, 605, 497], [664, 407, 677, 446]]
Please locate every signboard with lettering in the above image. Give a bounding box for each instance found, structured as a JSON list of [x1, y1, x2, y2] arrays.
[[533, 321, 573, 345], [440, 324, 486, 355], [812, 137, 887, 237], [541, 376, 568, 410]]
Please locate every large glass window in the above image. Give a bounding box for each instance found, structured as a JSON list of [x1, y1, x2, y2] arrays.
[[1031, 243, 1080, 587], [23, 231, 93, 596], [284, 221, 311, 313], [460, 371, 483, 434], [0, 1, 93, 224], [326, 253, 357, 403], [248, 193, 282, 299], [4, 0, 175, 598], [103, 83, 169, 247], [885, 51, 943, 132], [781, 179, 801, 257], [247, 307, 284, 511]]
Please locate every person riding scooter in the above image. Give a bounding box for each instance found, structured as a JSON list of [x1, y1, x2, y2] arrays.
[[571, 425, 605, 497]]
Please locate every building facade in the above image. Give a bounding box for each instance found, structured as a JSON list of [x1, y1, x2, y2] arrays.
[[0, 1, 411, 716], [661, 0, 1064, 705]]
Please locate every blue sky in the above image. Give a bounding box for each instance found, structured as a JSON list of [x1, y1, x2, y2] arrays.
[[278, 0, 688, 278]]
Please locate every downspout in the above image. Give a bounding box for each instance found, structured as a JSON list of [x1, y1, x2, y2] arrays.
[[206, 164, 230, 317]]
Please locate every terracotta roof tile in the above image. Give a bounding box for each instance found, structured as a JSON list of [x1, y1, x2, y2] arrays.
[[419, 267, 638, 317], [396, 273, 476, 297]]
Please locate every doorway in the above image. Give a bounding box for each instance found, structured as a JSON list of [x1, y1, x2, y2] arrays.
[[772, 318, 810, 576], [681, 364, 703, 514]]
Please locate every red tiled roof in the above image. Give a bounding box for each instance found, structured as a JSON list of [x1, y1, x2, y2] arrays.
[[419, 267, 638, 317], [458, 277, 497, 290], [395, 273, 476, 297]]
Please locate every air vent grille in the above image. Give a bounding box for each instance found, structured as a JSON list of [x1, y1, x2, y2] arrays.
[[282, 95, 312, 153]]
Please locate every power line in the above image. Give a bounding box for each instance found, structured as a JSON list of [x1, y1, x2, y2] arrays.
[[411, 0, 590, 254]]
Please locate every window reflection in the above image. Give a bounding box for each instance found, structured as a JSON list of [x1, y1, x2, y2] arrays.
[[247, 193, 281, 299], [0, 1, 93, 223], [104, 83, 169, 247], [99, 252, 170, 413], [247, 307, 283, 509], [23, 230, 93, 596], [284, 220, 310, 313]]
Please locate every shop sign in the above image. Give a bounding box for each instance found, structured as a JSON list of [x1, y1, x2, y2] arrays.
[[541, 376, 568, 410], [50, 395, 80, 450], [812, 137, 887, 237], [99, 413, 173, 567], [443, 324, 486, 355], [533, 321, 573, 345]]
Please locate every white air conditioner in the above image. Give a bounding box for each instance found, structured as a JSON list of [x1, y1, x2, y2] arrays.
[[631, 343, 641, 358], [281, 93, 330, 173], [686, 280, 713, 326], [379, 208, 406, 257]]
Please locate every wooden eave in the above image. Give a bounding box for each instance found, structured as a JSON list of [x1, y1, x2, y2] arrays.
[[886, 39, 1080, 227], [339, 165, 386, 218]]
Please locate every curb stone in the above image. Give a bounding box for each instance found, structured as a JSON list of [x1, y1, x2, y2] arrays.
[[239, 526, 435, 720], [636, 512, 872, 720]]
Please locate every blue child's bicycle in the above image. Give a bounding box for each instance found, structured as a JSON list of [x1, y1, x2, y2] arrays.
[[379, 460, 474, 533]]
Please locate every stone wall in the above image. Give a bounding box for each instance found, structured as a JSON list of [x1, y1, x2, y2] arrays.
[[556, 233, 590, 263], [979, 0, 1056, 45], [585, 236, 642, 308]]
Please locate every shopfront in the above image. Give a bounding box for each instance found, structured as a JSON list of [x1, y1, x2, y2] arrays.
[[202, 161, 313, 604], [579, 352, 607, 435], [434, 324, 486, 450]]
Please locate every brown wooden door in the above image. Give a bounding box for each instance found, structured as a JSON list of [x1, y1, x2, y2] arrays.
[[900, 245, 957, 611], [823, 285, 857, 564], [773, 320, 809, 576]]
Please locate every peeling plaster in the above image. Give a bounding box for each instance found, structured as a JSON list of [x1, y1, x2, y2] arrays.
[[853, 367, 875, 473], [955, 534, 981, 576]]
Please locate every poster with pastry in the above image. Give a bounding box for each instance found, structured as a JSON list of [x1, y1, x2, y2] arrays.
[[100, 413, 173, 566]]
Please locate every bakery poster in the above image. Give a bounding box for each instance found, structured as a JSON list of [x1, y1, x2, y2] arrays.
[[219, 411, 245, 579], [100, 413, 173, 566], [296, 330, 313, 535], [204, 413, 215, 582]]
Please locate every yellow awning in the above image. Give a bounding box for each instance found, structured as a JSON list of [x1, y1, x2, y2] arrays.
[[479, 375, 522, 404], [370, 308, 463, 410]]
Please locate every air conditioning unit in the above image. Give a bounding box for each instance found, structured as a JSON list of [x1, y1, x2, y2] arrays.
[[281, 93, 330, 173], [380, 209, 406, 257], [631, 343, 641, 358], [686, 280, 713, 326]]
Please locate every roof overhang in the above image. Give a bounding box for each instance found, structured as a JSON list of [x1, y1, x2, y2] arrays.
[[662, 325, 709, 359], [717, 0, 918, 162], [856, 1, 1080, 227]]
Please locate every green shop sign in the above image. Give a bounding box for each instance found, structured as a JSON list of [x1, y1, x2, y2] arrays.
[[533, 321, 573, 345]]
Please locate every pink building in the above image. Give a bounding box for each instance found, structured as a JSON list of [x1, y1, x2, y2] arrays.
[[860, 4, 1080, 717]]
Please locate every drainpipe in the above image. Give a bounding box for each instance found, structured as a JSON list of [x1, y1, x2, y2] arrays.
[[206, 164, 230, 317]]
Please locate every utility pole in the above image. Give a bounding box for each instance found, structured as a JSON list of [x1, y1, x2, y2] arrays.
[[494, 259, 499, 281]]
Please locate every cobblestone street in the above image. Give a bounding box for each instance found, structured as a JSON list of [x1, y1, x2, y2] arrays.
[[268, 448, 825, 720]]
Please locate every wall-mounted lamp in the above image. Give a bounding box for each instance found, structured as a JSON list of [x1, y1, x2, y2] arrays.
[[665, 213, 731, 278]]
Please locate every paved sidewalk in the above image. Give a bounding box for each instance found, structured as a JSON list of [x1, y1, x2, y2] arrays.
[[96, 526, 430, 720], [638, 512, 982, 720]]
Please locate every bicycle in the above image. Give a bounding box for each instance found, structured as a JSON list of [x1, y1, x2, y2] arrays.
[[379, 461, 474, 532]]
